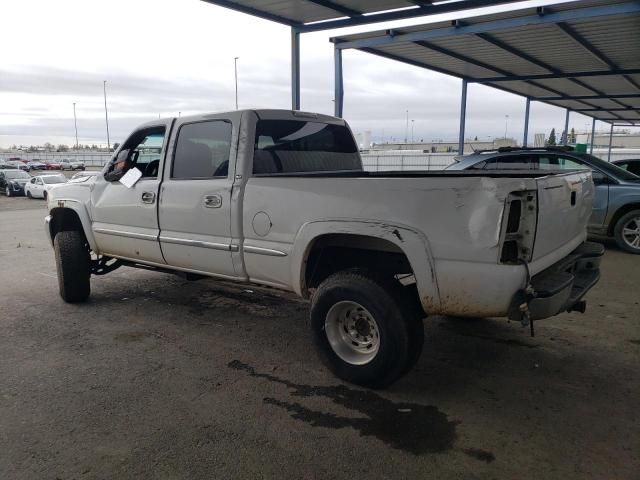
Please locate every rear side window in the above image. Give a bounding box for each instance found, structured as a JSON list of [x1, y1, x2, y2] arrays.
[[172, 121, 232, 179], [483, 155, 532, 170], [253, 120, 360, 174]]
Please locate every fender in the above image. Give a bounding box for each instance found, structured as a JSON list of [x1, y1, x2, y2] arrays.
[[47, 199, 98, 252], [290, 219, 441, 313]]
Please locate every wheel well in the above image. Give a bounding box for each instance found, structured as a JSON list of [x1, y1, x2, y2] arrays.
[[608, 203, 640, 236], [304, 234, 414, 293], [49, 208, 85, 241]]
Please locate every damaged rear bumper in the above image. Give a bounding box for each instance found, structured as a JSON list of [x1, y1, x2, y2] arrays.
[[508, 241, 604, 321]]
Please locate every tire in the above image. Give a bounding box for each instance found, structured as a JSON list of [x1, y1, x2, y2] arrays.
[[26, 190, 32, 199], [310, 269, 423, 388], [614, 209, 640, 254], [6, 187, 11, 197], [54, 230, 91, 303], [43, 191, 48, 201]]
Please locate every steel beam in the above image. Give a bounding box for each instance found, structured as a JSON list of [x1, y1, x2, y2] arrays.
[[334, 47, 343, 118], [458, 80, 468, 155], [589, 118, 596, 154], [538, 94, 640, 101], [562, 109, 570, 145], [475, 68, 640, 83], [306, 0, 362, 17], [607, 123, 614, 161], [332, 2, 640, 49], [574, 107, 637, 112], [523, 98, 531, 147], [200, 0, 298, 26], [291, 28, 300, 110]]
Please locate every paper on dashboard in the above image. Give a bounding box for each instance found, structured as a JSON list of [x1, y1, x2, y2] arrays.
[[119, 167, 143, 188]]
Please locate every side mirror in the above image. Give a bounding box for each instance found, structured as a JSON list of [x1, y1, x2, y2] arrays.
[[592, 172, 609, 185]]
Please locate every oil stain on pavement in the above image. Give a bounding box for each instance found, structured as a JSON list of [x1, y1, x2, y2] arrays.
[[228, 360, 462, 456]]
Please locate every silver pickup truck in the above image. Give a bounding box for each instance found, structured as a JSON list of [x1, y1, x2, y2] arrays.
[[45, 109, 603, 387]]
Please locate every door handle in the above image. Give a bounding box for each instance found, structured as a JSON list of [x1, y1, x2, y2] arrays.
[[203, 194, 222, 208], [141, 191, 156, 204]]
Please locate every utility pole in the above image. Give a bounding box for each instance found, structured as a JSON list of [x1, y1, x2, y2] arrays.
[[504, 114, 509, 139], [103, 81, 111, 150], [73, 102, 79, 150], [234, 57, 239, 110], [411, 119, 415, 143]]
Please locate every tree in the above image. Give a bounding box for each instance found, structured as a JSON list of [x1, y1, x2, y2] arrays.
[[474, 136, 478, 141], [112, 142, 120, 151], [57, 144, 69, 152], [569, 127, 576, 143], [547, 128, 557, 146]]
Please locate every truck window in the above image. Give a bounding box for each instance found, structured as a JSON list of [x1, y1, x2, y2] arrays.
[[253, 120, 360, 174], [172, 120, 232, 179], [107, 127, 165, 179], [483, 155, 533, 170]]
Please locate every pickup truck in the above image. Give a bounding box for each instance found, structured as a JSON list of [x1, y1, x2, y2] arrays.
[[45, 109, 603, 388]]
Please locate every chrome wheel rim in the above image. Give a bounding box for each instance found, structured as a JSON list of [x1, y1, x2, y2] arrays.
[[622, 216, 640, 250], [325, 301, 380, 365]]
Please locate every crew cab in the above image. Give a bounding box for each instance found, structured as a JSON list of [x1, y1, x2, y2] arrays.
[[44, 110, 602, 388]]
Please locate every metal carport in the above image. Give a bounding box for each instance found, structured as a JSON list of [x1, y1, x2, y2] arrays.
[[330, 0, 640, 156], [201, 0, 520, 110]]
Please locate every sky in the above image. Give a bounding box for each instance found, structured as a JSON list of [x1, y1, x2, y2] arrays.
[[0, 0, 603, 148]]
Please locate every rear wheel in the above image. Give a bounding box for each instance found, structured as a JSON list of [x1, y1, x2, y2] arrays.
[[310, 269, 424, 388], [614, 209, 640, 254], [43, 191, 48, 201], [6, 187, 11, 197], [54, 231, 91, 302]]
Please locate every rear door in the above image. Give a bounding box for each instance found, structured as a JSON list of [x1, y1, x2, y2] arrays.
[[90, 121, 171, 263], [157, 116, 238, 278]]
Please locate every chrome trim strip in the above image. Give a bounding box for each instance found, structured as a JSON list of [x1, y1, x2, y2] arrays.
[[159, 235, 230, 251], [243, 245, 288, 257], [93, 227, 158, 241]]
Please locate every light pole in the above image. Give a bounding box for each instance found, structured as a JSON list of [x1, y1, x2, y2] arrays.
[[405, 110, 409, 143], [103, 81, 111, 150], [72, 102, 79, 150], [411, 119, 415, 143], [234, 57, 239, 110], [504, 114, 509, 139]]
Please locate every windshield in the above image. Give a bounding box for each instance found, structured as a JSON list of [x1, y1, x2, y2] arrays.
[[5, 170, 30, 179], [578, 154, 640, 182], [42, 176, 66, 184], [253, 120, 361, 174]]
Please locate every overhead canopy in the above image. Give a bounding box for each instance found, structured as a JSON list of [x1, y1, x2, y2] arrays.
[[331, 0, 640, 125], [201, 0, 520, 33]]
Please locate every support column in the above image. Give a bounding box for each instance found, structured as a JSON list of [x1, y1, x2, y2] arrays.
[[562, 108, 570, 145], [291, 28, 300, 110], [607, 123, 614, 161], [458, 79, 467, 155], [589, 118, 596, 154], [523, 98, 531, 147], [334, 47, 343, 118]]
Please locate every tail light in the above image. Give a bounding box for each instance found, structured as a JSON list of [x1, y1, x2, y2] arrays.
[[499, 190, 537, 264]]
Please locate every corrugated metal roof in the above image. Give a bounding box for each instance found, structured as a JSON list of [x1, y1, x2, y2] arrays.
[[201, 0, 523, 31], [332, 0, 640, 124]]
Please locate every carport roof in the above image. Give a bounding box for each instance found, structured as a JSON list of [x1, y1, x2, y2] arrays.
[[200, 0, 521, 32], [331, 0, 640, 125]]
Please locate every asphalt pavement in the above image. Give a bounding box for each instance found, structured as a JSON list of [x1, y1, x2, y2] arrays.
[[0, 197, 638, 479]]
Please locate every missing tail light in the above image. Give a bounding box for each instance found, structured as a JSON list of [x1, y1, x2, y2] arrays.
[[499, 191, 537, 264]]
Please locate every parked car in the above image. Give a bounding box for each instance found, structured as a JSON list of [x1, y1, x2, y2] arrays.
[[6, 160, 29, 171], [60, 160, 86, 171], [25, 174, 67, 199], [612, 158, 640, 176], [45, 161, 62, 170], [26, 161, 47, 171], [44, 109, 602, 388], [446, 146, 640, 254], [70, 171, 100, 181], [0, 169, 32, 196]]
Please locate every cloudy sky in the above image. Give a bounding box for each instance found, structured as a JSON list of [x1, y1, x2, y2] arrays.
[[0, 0, 601, 147]]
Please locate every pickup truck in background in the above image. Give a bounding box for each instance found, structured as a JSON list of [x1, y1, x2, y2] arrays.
[[45, 110, 603, 388]]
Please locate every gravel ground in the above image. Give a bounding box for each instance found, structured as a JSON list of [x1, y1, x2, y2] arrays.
[[0, 198, 638, 480]]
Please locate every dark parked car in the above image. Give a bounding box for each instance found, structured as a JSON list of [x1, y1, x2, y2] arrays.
[[612, 159, 640, 176], [26, 161, 47, 171], [446, 146, 640, 254], [0, 169, 32, 197]]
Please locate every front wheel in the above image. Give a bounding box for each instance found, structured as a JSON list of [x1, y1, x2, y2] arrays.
[[54, 230, 91, 302], [6, 187, 11, 197], [614, 209, 640, 254], [310, 269, 423, 388], [43, 191, 48, 201], [26, 190, 32, 199]]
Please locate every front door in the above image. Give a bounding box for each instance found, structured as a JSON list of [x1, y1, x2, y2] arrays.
[[90, 121, 172, 264], [158, 117, 237, 278]]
